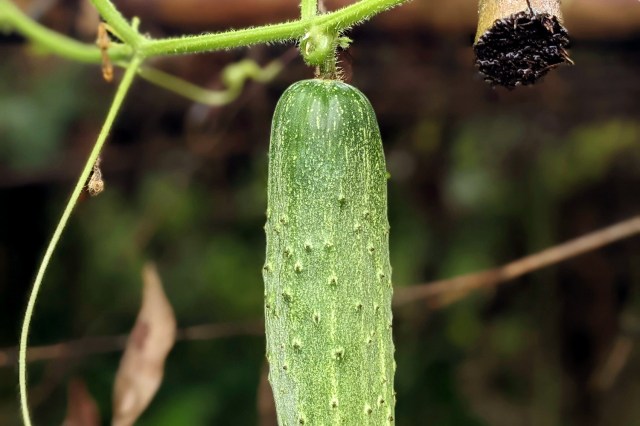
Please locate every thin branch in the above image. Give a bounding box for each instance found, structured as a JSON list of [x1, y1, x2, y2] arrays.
[[394, 215, 640, 307], [5, 216, 638, 367], [176, 320, 264, 341], [589, 336, 633, 392], [0, 320, 263, 368]]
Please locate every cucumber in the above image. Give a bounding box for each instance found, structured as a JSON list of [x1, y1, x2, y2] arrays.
[[264, 79, 395, 425]]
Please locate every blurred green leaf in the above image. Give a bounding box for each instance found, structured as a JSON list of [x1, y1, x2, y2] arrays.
[[446, 298, 482, 350], [137, 387, 215, 426], [540, 120, 640, 196], [0, 63, 87, 171]]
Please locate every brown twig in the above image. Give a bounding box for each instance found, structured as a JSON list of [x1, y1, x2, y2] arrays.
[[394, 215, 640, 307], [3, 216, 639, 366], [0, 320, 263, 368], [589, 336, 634, 392]]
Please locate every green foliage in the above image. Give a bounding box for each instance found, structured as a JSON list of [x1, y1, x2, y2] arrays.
[[387, 200, 431, 287], [446, 298, 482, 350], [138, 387, 215, 426], [0, 64, 86, 171], [540, 120, 640, 196], [73, 173, 264, 326]]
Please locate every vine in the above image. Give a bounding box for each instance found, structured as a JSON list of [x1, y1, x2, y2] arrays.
[[18, 56, 143, 426], [0, 0, 407, 62], [1, 0, 412, 423]]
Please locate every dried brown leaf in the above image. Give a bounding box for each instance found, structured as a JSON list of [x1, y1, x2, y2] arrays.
[[257, 362, 277, 426], [63, 378, 100, 426], [112, 262, 176, 426]]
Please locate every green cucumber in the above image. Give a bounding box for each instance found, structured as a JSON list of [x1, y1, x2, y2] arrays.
[[264, 79, 395, 425]]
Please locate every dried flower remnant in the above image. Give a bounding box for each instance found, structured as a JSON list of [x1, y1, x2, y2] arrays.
[[87, 157, 104, 196], [96, 22, 113, 83], [473, 0, 572, 88]]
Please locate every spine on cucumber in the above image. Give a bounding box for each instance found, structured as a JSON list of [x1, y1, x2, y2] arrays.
[[264, 79, 395, 425]]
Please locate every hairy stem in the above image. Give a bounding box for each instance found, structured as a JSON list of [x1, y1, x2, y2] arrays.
[[2, 0, 407, 62], [18, 56, 143, 426], [136, 0, 406, 57], [0, 0, 131, 62], [301, 0, 319, 20], [89, 0, 141, 46]]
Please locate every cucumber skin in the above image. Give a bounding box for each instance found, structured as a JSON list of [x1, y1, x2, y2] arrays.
[[264, 79, 395, 425]]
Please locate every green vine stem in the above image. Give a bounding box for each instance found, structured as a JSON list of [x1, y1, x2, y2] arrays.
[[139, 0, 403, 57], [0, 0, 131, 62], [299, 26, 338, 69], [3, 0, 412, 422], [301, 0, 319, 20], [1, 0, 407, 62], [89, 0, 142, 46], [136, 58, 283, 105], [18, 56, 143, 426]]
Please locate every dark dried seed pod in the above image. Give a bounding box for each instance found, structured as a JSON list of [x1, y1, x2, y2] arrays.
[[473, 0, 573, 89]]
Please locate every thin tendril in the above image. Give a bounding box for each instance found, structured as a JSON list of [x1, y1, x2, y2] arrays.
[[18, 56, 143, 426]]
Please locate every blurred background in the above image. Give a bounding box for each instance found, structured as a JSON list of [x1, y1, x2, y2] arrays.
[[1, 0, 640, 424]]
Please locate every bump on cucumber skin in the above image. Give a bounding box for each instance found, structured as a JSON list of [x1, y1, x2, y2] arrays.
[[264, 79, 395, 425]]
